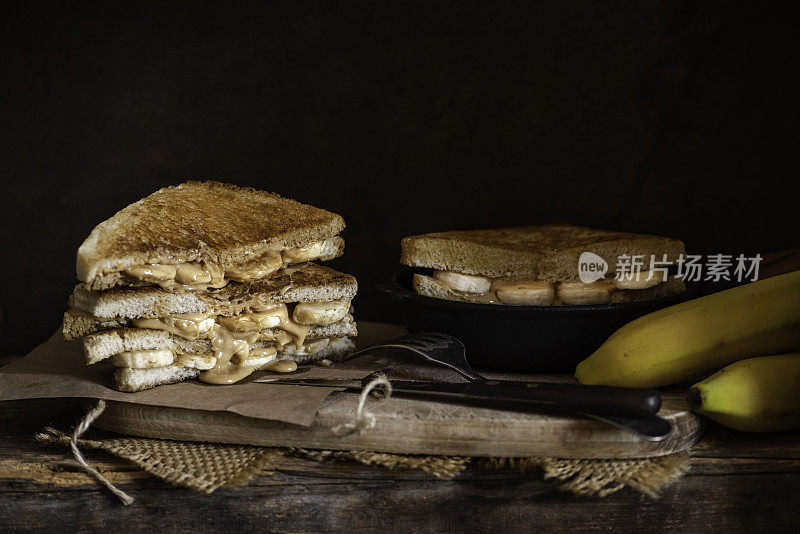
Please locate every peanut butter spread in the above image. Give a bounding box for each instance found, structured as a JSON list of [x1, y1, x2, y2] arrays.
[[121, 240, 333, 291], [109, 300, 348, 384]]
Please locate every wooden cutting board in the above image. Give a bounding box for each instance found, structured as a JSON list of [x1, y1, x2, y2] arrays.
[[93, 322, 706, 459]]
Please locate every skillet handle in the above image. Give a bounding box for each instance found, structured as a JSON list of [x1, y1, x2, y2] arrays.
[[376, 284, 412, 303]]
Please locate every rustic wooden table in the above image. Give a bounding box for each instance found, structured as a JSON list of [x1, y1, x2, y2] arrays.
[[1, 359, 799, 532]]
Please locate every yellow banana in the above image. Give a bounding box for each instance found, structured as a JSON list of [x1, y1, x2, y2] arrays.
[[575, 270, 800, 388], [687, 352, 800, 432]]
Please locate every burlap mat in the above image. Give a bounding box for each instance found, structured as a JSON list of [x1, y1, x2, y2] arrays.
[[36, 427, 689, 501]]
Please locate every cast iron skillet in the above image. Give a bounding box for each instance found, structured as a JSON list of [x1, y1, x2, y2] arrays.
[[377, 267, 699, 373]]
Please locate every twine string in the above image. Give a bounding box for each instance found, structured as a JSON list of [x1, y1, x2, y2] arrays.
[[331, 374, 392, 437], [53, 400, 135, 505]]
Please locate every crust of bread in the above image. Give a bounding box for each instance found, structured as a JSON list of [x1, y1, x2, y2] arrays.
[[210, 263, 357, 315], [113, 336, 356, 392], [413, 273, 686, 306], [70, 284, 209, 323], [401, 225, 685, 281], [63, 310, 127, 341], [67, 262, 357, 323], [77, 181, 345, 284], [81, 317, 358, 365], [114, 365, 202, 392]]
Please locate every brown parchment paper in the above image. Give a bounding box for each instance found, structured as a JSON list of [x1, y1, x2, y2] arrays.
[[0, 323, 408, 427]]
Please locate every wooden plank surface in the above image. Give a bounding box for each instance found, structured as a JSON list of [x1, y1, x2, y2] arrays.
[[1, 398, 799, 533], [92, 385, 704, 459]]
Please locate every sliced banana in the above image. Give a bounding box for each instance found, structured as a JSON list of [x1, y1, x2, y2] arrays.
[[557, 281, 612, 305], [261, 359, 298, 373], [218, 307, 286, 331], [613, 270, 666, 290], [433, 270, 492, 293], [124, 264, 177, 282], [283, 241, 327, 263], [493, 280, 555, 306], [174, 262, 212, 285], [250, 346, 279, 358], [204, 261, 227, 288], [238, 346, 278, 369], [293, 300, 349, 326], [169, 313, 216, 338], [280, 338, 330, 356], [226, 252, 283, 282], [303, 338, 331, 354], [177, 353, 217, 370], [110, 349, 175, 368]]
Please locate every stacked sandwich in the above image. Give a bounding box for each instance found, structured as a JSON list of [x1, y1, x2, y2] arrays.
[[63, 181, 357, 392], [401, 225, 686, 306]]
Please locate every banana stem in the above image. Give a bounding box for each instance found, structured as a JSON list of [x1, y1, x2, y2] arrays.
[[686, 387, 703, 410]]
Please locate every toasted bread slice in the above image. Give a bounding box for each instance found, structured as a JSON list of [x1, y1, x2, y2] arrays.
[[413, 273, 686, 306], [66, 262, 357, 325], [78, 181, 345, 287], [63, 310, 127, 341], [114, 337, 356, 392], [81, 317, 358, 365], [115, 365, 202, 392], [401, 225, 685, 282]]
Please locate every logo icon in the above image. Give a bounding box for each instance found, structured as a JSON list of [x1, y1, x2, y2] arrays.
[[578, 252, 608, 283]]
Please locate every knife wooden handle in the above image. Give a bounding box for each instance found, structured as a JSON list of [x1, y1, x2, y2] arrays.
[[483, 381, 661, 417], [388, 381, 661, 417]]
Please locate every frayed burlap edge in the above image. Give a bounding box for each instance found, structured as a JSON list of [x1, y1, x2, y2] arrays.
[[36, 430, 690, 500], [291, 449, 689, 498], [291, 448, 471, 480], [483, 454, 690, 498], [36, 427, 285, 494]]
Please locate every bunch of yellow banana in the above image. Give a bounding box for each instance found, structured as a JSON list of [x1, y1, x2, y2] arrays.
[[686, 352, 800, 432], [574, 270, 800, 431], [575, 270, 800, 387]]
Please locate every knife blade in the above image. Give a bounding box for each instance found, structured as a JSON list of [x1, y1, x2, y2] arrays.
[[256, 377, 662, 418]]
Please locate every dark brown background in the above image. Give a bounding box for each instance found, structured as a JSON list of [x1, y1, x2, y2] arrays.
[[1, 1, 798, 356]]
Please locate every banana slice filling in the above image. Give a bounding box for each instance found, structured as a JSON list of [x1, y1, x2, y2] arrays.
[[121, 238, 339, 289], [102, 299, 352, 383], [293, 300, 350, 326], [110, 349, 175, 368], [433, 270, 492, 293], [492, 280, 555, 306], [612, 269, 666, 290], [424, 269, 678, 306], [557, 281, 612, 305]]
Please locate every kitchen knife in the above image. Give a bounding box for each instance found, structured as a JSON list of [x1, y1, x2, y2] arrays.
[[256, 377, 663, 418]]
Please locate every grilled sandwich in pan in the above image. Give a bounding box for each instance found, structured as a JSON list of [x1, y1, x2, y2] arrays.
[[382, 225, 695, 372]]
